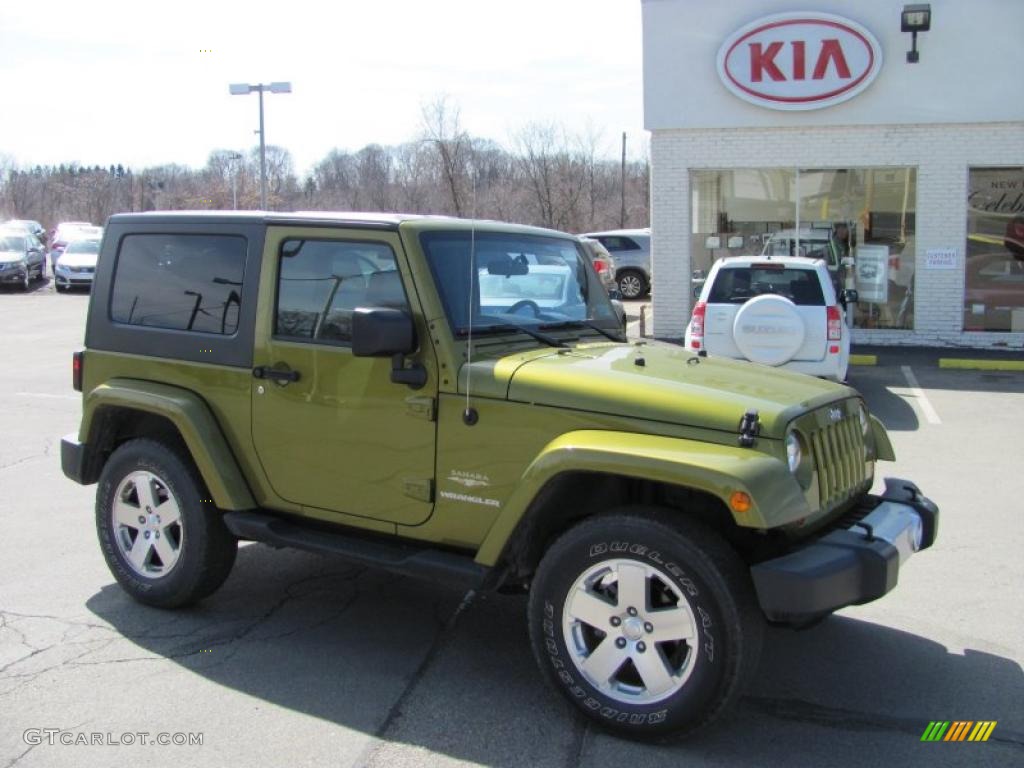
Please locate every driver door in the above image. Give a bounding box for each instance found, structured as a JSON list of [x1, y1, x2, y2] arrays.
[[251, 227, 437, 526]]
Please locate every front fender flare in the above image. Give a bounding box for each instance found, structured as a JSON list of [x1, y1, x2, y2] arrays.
[[474, 430, 809, 566], [80, 378, 255, 510]]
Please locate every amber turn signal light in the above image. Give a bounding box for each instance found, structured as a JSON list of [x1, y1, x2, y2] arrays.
[[729, 491, 752, 514]]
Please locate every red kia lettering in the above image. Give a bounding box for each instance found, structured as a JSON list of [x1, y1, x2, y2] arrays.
[[750, 39, 852, 82]]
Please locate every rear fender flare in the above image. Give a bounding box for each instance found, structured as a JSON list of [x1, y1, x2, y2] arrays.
[[80, 379, 255, 510]]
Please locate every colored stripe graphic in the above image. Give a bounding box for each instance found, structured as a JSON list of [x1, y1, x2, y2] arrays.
[[921, 720, 996, 742], [945, 721, 972, 741], [969, 722, 997, 742]]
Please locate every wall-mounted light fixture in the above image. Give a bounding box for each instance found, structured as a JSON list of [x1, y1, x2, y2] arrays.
[[901, 4, 931, 63]]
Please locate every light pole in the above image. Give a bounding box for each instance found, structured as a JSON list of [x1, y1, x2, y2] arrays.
[[227, 152, 243, 210], [229, 82, 292, 210]]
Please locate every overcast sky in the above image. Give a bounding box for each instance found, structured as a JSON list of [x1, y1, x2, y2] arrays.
[[1, 0, 645, 176]]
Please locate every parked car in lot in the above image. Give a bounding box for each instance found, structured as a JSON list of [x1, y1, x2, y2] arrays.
[[62, 211, 936, 741], [686, 255, 855, 382], [3, 218, 47, 242], [0, 230, 47, 290], [54, 236, 101, 292], [578, 236, 618, 294], [49, 222, 101, 268], [761, 227, 847, 291], [580, 228, 651, 299]]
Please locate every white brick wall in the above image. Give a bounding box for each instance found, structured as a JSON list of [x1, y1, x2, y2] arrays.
[[650, 122, 1024, 350]]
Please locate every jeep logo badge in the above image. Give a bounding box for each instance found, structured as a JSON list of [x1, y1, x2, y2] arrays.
[[717, 12, 883, 111], [829, 408, 843, 422]]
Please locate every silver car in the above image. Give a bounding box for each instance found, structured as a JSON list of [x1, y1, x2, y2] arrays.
[[54, 237, 102, 292], [579, 228, 651, 299]]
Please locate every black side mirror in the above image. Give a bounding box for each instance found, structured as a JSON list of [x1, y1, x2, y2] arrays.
[[352, 307, 416, 357], [840, 288, 859, 307], [352, 307, 426, 389]]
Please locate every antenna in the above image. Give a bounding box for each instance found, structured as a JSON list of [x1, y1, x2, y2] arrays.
[[462, 176, 479, 426]]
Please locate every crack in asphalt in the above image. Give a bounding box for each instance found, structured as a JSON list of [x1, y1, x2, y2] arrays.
[[0, 451, 48, 472], [353, 588, 477, 768], [743, 695, 1024, 748], [0, 565, 368, 686], [2, 721, 88, 768], [565, 720, 589, 768]]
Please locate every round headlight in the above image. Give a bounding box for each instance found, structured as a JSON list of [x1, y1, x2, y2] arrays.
[[785, 432, 802, 474], [858, 402, 870, 436]]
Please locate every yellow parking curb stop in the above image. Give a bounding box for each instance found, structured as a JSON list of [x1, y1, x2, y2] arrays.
[[939, 358, 1024, 372]]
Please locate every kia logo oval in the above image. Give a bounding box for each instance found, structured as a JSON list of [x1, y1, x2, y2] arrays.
[[717, 12, 882, 111]]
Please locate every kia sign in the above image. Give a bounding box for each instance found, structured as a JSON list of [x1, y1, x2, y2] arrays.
[[717, 13, 883, 111]]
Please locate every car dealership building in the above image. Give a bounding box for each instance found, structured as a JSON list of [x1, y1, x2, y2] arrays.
[[642, 0, 1024, 348]]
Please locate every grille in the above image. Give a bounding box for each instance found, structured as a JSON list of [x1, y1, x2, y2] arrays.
[[809, 413, 866, 510]]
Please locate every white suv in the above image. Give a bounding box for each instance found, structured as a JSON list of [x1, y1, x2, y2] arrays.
[[685, 255, 853, 382]]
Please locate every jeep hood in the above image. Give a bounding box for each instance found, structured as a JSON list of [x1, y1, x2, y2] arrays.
[[464, 342, 850, 438]]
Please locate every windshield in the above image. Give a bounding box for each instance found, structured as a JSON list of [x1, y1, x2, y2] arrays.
[[421, 230, 620, 337], [65, 239, 101, 254], [0, 236, 25, 251]]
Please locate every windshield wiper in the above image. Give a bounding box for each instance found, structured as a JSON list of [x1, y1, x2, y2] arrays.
[[540, 320, 624, 342], [464, 323, 569, 348]]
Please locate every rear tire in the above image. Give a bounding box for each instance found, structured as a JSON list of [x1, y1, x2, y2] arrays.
[[96, 438, 238, 608], [617, 269, 648, 299], [528, 509, 762, 741]]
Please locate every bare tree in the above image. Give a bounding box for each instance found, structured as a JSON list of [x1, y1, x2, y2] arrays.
[[420, 96, 472, 216]]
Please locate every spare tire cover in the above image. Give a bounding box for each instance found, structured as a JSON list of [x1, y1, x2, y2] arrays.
[[732, 294, 805, 366]]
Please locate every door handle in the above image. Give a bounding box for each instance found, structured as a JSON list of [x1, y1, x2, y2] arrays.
[[252, 365, 301, 384]]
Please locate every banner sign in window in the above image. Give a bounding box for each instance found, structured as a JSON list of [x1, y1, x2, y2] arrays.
[[855, 245, 889, 304]]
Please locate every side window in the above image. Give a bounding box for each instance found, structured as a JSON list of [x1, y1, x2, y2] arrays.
[[110, 234, 246, 335], [600, 236, 640, 252], [275, 239, 407, 345]]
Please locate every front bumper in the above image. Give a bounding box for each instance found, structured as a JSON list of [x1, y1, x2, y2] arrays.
[[0, 264, 28, 283], [751, 478, 939, 625]]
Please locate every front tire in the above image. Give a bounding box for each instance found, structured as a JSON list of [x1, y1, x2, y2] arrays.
[[96, 439, 238, 608], [528, 510, 762, 740]]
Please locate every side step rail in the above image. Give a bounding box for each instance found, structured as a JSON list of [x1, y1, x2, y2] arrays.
[[223, 510, 487, 589]]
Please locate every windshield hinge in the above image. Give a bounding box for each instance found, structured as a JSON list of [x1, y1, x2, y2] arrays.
[[406, 395, 436, 422]]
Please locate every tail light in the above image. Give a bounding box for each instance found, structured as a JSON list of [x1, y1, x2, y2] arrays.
[[827, 306, 842, 341], [72, 351, 83, 392], [593, 259, 608, 273], [690, 302, 706, 349]]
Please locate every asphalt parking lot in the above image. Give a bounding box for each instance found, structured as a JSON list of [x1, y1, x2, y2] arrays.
[[1, 283, 1022, 768]]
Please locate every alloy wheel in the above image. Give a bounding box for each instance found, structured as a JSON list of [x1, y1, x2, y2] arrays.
[[111, 471, 184, 578], [562, 558, 699, 705]]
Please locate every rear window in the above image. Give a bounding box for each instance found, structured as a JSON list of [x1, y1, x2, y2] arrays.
[[708, 267, 825, 306], [110, 234, 246, 335], [598, 236, 640, 252]]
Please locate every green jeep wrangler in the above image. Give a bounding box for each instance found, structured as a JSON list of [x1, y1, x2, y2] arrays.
[[62, 212, 938, 740]]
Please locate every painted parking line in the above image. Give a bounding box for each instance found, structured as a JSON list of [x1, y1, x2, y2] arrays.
[[900, 366, 941, 425], [15, 392, 79, 400]]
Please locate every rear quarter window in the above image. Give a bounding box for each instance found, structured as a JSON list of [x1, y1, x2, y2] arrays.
[[708, 267, 825, 306], [110, 234, 246, 335]]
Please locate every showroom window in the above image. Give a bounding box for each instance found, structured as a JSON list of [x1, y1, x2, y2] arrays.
[[965, 167, 1024, 332], [691, 168, 917, 330]]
